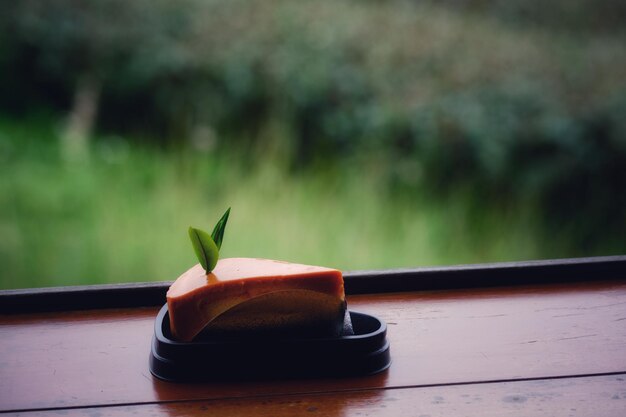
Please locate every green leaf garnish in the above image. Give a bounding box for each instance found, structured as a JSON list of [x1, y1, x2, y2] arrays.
[[188, 207, 231, 273], [188, 227, 219, 273], [211, 207, 231, 250]]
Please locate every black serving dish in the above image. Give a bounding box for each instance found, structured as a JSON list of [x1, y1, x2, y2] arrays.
[[149, 304, 390, 382]]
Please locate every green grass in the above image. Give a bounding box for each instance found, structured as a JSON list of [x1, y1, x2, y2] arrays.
[[0, 117, 609, 289]]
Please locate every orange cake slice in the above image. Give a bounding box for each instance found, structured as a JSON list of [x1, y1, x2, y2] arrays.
[[166, 257, 345, 342]]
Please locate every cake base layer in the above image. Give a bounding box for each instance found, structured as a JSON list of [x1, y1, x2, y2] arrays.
[[198, 290, 346, 338]]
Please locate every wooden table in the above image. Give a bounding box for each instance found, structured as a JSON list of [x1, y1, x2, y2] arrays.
[[2, 257, 626, 416]]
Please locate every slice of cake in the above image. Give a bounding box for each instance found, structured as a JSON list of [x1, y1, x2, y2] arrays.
[[166, 257, 346, 342]]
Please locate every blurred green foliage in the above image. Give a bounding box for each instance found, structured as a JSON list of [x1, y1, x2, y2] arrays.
[[0, 0, 625, 287], [3, 116, 609, 289]]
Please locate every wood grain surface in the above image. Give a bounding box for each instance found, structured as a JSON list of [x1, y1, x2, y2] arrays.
[[1, 281, 626, 413], [5, 374, 626, 417]]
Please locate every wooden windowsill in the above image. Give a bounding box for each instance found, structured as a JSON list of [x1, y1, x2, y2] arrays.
[[1, 256, 625, 416]]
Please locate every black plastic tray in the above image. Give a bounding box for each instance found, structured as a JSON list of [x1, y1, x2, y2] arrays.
[[149, 304, 390, 381]]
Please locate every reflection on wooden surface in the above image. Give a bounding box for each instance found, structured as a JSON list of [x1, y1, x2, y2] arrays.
[[6, 375, 626, 416]]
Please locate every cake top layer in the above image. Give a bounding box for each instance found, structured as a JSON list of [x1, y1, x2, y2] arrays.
[[167, 257, 341, 298]]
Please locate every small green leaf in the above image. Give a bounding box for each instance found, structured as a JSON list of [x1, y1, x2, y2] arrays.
[[188, 227, 219, 273], [211, 207, 231, 250]]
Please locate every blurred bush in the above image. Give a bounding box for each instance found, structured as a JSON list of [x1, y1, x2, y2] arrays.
[[422, 0, 626, 33], [1, 0, 625, 248]]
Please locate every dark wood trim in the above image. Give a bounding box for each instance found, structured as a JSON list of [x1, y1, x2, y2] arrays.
[[345, 254, 626, 294], [1, 255, 625, 314], [0, 282, 168, 314]]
